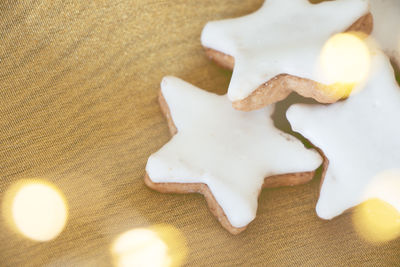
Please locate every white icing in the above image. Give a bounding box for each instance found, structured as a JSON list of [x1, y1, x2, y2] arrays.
[[146, 76, 322, 228], [201, 0, 369, 102], [370, 0, 400, 64], [287, 43, 400, 219]]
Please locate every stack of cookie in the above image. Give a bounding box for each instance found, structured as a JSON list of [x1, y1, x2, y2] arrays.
[[145, 0, 400, 234]]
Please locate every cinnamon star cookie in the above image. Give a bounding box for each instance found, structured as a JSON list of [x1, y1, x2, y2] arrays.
[[201, 0, 372, 110], [146, 76, 322, 234], [287, 42, 400, 220]]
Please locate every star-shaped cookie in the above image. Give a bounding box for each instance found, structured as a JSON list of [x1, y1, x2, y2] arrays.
[[287, 47, 400, 220], [370, 0, 400, 67], [146, 76, 322, 234], [201, 0, 371, 110]]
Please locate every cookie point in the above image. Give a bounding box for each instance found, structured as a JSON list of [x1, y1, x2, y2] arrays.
[[227, 88, 247, 103], [161, 76, 173, 87], [200, 21, 224, 47], [315, 201, 335, 220], [286, 105, 305, 127], [200, 22, 211, 45], [285, 105, 296, 121], [309, 149, 323, 169]]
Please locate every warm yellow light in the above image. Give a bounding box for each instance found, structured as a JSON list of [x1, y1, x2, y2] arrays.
[[353, 170, 400, 243], [113, 228, 171, 267], [8, 181, 68, 242], [353, 199, 400, 243], [112, 225, 187, 267], [319, 32, 371, 97]]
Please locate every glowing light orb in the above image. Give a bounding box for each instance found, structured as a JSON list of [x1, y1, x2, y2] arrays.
[[112, 225, 187, 267], [11, 182, 68, 242], [353, 170, 400, 243], [319, 32, 371, 97], [353, 199, 400, 243]]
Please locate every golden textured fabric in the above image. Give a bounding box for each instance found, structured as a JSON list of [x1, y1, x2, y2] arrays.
[[0, 0, 399, 266]]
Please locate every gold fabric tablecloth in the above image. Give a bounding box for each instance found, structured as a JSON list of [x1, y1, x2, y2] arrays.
[[1, 1, 399, 266]]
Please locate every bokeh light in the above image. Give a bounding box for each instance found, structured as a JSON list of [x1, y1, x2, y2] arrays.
[[111, 224, 187, 267], [319, 32, 371, 98], [353, 199, 400, 243], [3, 180, 68, 242], [353, 170, 400, 243]]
